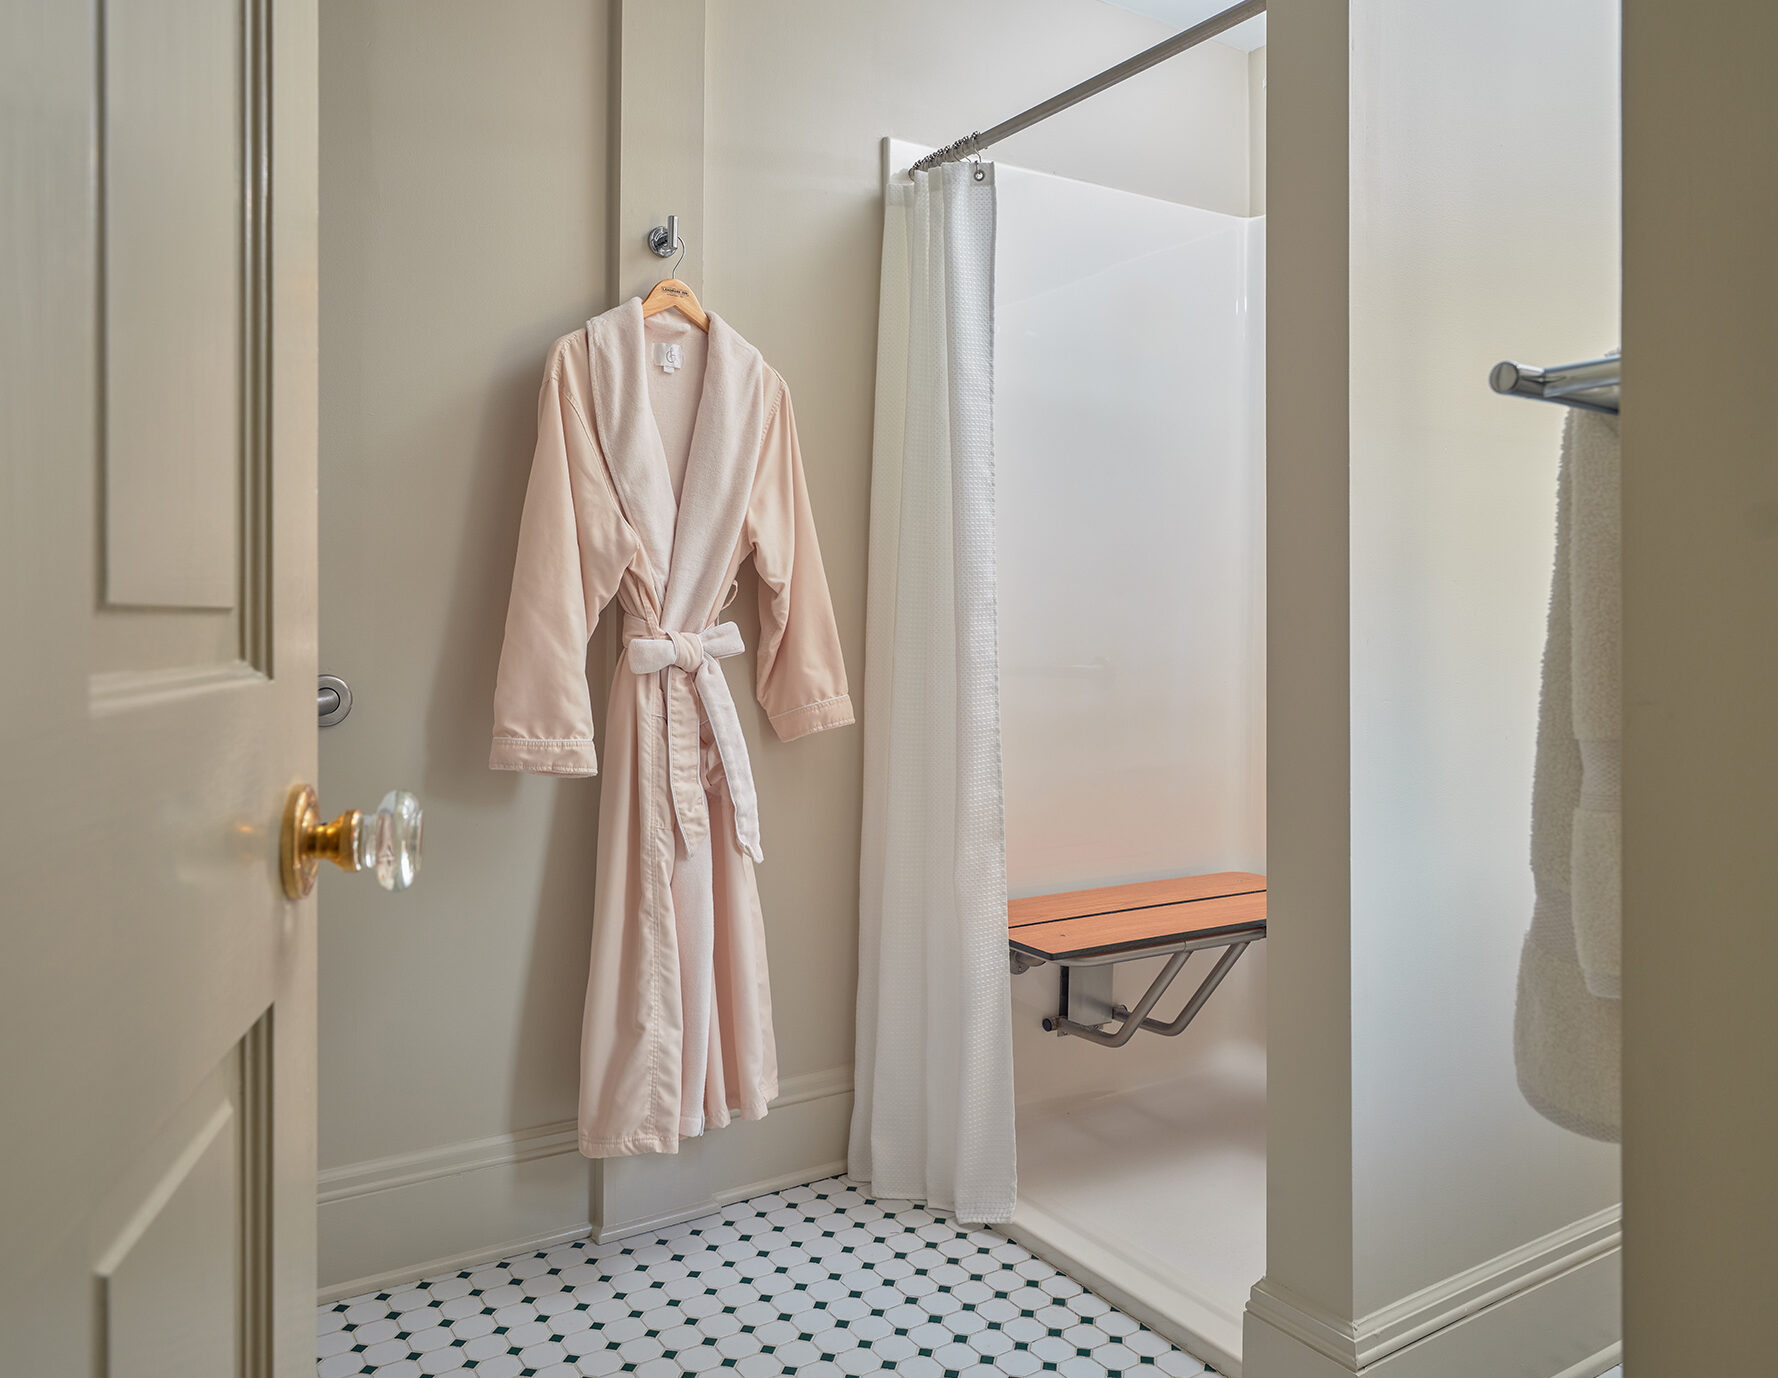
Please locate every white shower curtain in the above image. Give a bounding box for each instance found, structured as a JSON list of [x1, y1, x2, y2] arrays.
[[848, 159, 1016, 1223]]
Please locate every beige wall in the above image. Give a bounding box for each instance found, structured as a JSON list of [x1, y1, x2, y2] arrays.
[[1249, 45, 1266, 215], [1621, 1, 1778, 1371], [1250, 1, 1621, 1374], [316, 0, 611, 1293], [318, 0, 1261, 1295]]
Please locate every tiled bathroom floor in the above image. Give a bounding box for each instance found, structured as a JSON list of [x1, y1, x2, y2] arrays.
[[317, 1177, 1216, 1378]]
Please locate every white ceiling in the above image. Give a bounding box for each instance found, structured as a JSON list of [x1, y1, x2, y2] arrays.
[[1104, 0, 1268, 51]]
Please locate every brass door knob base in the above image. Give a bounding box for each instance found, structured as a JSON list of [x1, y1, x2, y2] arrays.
[[281, 784, 362, 900], [280, 783, 423, 900]]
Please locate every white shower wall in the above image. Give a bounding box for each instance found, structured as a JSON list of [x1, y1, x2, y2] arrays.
[[996, 178, 1265, 895], [987, 152, 1268, 1108]]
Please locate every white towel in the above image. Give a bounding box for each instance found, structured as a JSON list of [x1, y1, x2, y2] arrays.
[[1514, 406, 1622, 1142]]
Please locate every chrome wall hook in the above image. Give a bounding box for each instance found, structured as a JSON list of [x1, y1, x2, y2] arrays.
[[647, 216, 687, 278], [648, 214, 680, 256]]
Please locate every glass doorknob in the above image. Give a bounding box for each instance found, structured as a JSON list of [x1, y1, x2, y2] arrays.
[[281, 784, 423, 900]]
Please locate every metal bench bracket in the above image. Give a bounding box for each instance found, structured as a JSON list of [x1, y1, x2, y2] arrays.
[[1038, 939, 1253, 1047]]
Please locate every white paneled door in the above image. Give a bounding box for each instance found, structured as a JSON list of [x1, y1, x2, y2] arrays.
[[1, 1, 320, 1374]]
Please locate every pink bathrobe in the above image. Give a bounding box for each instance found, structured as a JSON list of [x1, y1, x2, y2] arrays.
[[490, 299, 853, 1157]]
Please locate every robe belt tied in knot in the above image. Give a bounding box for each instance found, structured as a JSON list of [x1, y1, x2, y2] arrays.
[[624, 617, 764, 863], [628, 622, 743, 675]]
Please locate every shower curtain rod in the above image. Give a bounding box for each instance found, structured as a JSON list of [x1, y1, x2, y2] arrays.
[[909, 0, 1267, 173]]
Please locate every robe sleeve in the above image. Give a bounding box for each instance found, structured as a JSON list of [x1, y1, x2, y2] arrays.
[[489, 346, 637, 775], [746, 384, 855, 741]]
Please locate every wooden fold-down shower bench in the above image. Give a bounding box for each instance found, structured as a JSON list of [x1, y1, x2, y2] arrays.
[[1007, 872, 1266, 1046]]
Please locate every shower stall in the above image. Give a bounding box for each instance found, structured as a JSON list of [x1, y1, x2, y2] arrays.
[[904, 139, 1266, 1372]]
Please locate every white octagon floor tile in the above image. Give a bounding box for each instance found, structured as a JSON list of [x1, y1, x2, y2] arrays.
[[318, 1177, 1218, 1377]]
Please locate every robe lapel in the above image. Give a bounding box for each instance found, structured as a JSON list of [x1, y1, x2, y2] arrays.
[[660, 311, 769, 861], [660, 312, 766, 629], [585, 303, 774, 867], [585, 299, 677, 604]]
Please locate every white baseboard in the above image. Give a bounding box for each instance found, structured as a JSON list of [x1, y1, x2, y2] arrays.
[[1244, 1205, 1621, 1378], [317, 1118, 581, 1206], [597, 1065, 854, 1240], [316, 1065, 854, 1301], [317, 1118, 594, 1301], [596, 1156, 850, 1242], [318, 1222, 594, 1306]]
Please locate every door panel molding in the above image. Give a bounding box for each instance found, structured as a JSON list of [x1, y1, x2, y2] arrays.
[[95, 0, 275, 681], [91, 1014, 273, 1378]]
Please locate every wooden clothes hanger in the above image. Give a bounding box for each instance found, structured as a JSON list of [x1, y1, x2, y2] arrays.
[[640, 221, 709, 332], [641, 277, 708, 331]]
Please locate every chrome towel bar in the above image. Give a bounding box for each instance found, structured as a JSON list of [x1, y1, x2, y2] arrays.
[[1490, 353, 1620, 415]]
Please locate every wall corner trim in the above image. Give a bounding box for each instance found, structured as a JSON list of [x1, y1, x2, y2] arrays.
[[613, 0, 706, 301], [1246, 1204, 1621, 1372]]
